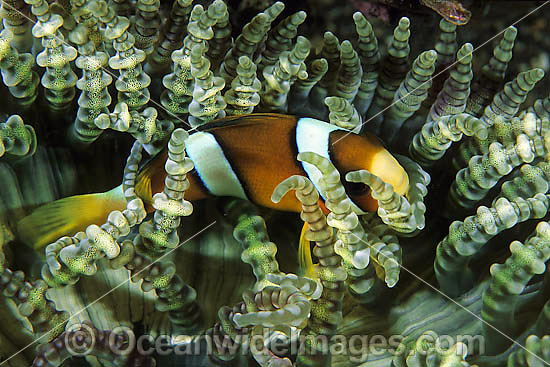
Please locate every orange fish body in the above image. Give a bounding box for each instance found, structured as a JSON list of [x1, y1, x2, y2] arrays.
[[136, 113, 408, 215], [18, 113, 409, 252]]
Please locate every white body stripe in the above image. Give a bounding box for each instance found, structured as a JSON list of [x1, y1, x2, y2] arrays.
[[185, 131, 248, 200], [295, 117, 366, 215]]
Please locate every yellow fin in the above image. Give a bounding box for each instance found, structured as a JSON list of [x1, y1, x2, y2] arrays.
[[134, 149, 166, 205], [299, 222, 316, 279], [17, 185, 127, 253], [135, 172, 152, 204]]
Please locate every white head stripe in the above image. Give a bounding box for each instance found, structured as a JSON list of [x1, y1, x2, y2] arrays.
[[185, 132, 248, 200], [295, 117, 366, 215]]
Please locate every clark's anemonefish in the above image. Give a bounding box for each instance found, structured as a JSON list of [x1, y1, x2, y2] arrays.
[[17, 114, 409, 254]]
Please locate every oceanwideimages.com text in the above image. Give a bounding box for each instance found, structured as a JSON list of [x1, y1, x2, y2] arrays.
[[65, 324, 485, 363]]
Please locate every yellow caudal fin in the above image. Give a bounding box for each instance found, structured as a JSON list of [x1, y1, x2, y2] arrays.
[[299, 222, 317, 279], [17, 184, 127, 253]]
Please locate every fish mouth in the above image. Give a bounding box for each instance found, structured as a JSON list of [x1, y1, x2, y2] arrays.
[[370, 150, 410, 197], [393, 167, 410, 197]]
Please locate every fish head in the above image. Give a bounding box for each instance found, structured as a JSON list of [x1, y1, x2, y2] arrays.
[[329, 131, 409, 213]]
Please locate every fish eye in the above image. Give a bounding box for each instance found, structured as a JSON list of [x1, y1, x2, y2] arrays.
[[344, 181, 371, 196]]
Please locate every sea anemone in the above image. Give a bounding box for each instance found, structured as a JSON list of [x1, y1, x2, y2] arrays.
[[0, 0, 549, 366]]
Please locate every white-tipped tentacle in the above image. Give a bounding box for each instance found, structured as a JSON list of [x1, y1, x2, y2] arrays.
[[346, 155, 429, 234], [298, 151, 370, 270]]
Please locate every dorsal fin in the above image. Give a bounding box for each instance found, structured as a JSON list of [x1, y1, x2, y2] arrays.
[[195, 113, 294, 132]]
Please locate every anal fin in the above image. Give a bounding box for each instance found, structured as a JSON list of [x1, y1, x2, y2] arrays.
[[299, 222, 317, 279]]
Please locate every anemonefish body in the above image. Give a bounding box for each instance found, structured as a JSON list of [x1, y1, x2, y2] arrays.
[[17, 114, 409, 253]]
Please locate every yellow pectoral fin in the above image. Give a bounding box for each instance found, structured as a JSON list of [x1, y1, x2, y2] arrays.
[[135, 171, 152, 204], [16, 185, 127, 253], [299, 222, 316, 279]]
